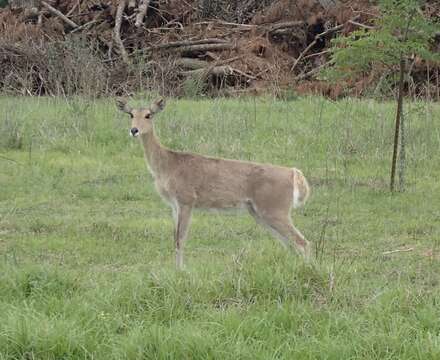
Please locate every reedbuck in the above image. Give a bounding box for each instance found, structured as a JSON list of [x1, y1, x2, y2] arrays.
[[117, 98, 311, 268]]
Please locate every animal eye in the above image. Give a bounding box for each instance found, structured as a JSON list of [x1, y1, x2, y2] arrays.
[[129, 113, 133, 118], [145, 114, 151, 119]]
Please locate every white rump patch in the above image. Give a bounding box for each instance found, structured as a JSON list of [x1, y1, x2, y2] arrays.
[[293, 187, 301, 209]]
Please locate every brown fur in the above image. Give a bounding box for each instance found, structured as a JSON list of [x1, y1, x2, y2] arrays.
[[116, 98, 311, 269]]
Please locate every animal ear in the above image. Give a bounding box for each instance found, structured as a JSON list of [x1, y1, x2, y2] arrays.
[[150, 98, 166, 114], [116, 97, 132, 114]]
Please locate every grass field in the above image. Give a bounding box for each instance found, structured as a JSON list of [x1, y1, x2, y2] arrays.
[[1, 95, 440, 359]]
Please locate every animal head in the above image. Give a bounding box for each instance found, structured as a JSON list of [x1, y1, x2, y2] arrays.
[[116, 98, 166, 137]]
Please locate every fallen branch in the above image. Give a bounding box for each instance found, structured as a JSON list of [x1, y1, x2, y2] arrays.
[[181, 65, 234, 77], [303, 49, 330, 60], [294, 61, 331, 81], [66, 1, 80, 17], [40, 1, 78, 28], [382, 248, 414, 255], [232, 68, 256, 81], [172, 43, 234, 53], [113, 0, 130, 64], [135, 0, 150, 28], [291, 23, 344, 72], [175, 55, 244, 70], [152, 38, 229, 50], [193, 20, 255, 29], [348, 19, 374, 30], [70, 19, 99, 34], [268, 21, 304, 35], [175, 58, 209, 70], [181, 65, 255, 81]]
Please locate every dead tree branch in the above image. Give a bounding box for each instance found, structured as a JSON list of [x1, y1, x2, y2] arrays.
[[291, 23, 345, 72], [135, 0, 150, 28], [348, 19, 374, 30], [268, 21, 304, 35], [113, 0, 129, 64], [152, 38, 229, 50], [294, 61, 331, 81], [175, 58, 209, 70], [171, 43, 234, 53], [181, 65, 235, 77], [40, 1, 78, 28]]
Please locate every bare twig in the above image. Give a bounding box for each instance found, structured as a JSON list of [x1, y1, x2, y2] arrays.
[[303, 49, 331, 60], [382, 247, 414, 255], [113, 0, 130, 64], [193, 20, 255, 29], [151, 38, 229, 50], [40, 1, 78, 28], [291, 23, 344, 72], [294, 61, 331, 81], [37, 12, 43, 26], [176, 55, 245, 70], [70, 19, 99, 33], [171, 43, 234, 53], [66, 1, 80, 17], [175, 58, 209, 70], [268, 21, 304, 35], [232, 68, 256, 80], [348, 19, 374, 30], [181, 65, 234, 77], [135, 0, 150, 28]]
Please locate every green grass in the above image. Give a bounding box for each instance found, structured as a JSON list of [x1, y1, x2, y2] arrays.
[[1, 95, 440, 359]]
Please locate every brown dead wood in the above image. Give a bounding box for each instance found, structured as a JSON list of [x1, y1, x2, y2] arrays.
[[151, 38, 229, 50], [113, 0, 129, 64], [135, 0, 150, 28], [268, 21, 304, 34], [40, 1, 78, 28], [169, 43, 234, 53], [175, 58, 208, 70], [291, 23, 345, 72], [295, 61, 331, 81], [348, 19, 374, 30], [181, 65, 235, 77]]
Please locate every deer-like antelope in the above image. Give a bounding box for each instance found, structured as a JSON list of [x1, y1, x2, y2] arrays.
[[116, 98, 311, 269]]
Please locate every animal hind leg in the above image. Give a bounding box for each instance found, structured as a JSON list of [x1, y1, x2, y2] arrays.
[[270, 217, 310, 259], [248, 204, 310, 260]]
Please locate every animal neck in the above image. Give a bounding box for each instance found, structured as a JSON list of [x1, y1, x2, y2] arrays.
[[139, 128, 170, 177]]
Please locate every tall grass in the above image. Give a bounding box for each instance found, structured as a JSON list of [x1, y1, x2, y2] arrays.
[[0, 96, 440, 359]]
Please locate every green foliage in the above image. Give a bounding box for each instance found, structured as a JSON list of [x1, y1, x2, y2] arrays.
[[323, 0, 440, 80]]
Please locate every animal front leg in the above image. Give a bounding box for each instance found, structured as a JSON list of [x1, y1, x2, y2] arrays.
[[174, 204, 192, 269]]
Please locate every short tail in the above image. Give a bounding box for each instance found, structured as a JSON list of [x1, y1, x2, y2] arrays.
[[292, 168, 310, 209]]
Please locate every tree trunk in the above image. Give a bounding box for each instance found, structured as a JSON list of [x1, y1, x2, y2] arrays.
[[398, 109, 405, 191], [390, 56, 405, 192]]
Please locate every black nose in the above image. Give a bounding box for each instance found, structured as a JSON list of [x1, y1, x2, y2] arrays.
[[131, 128, 139, 136]]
